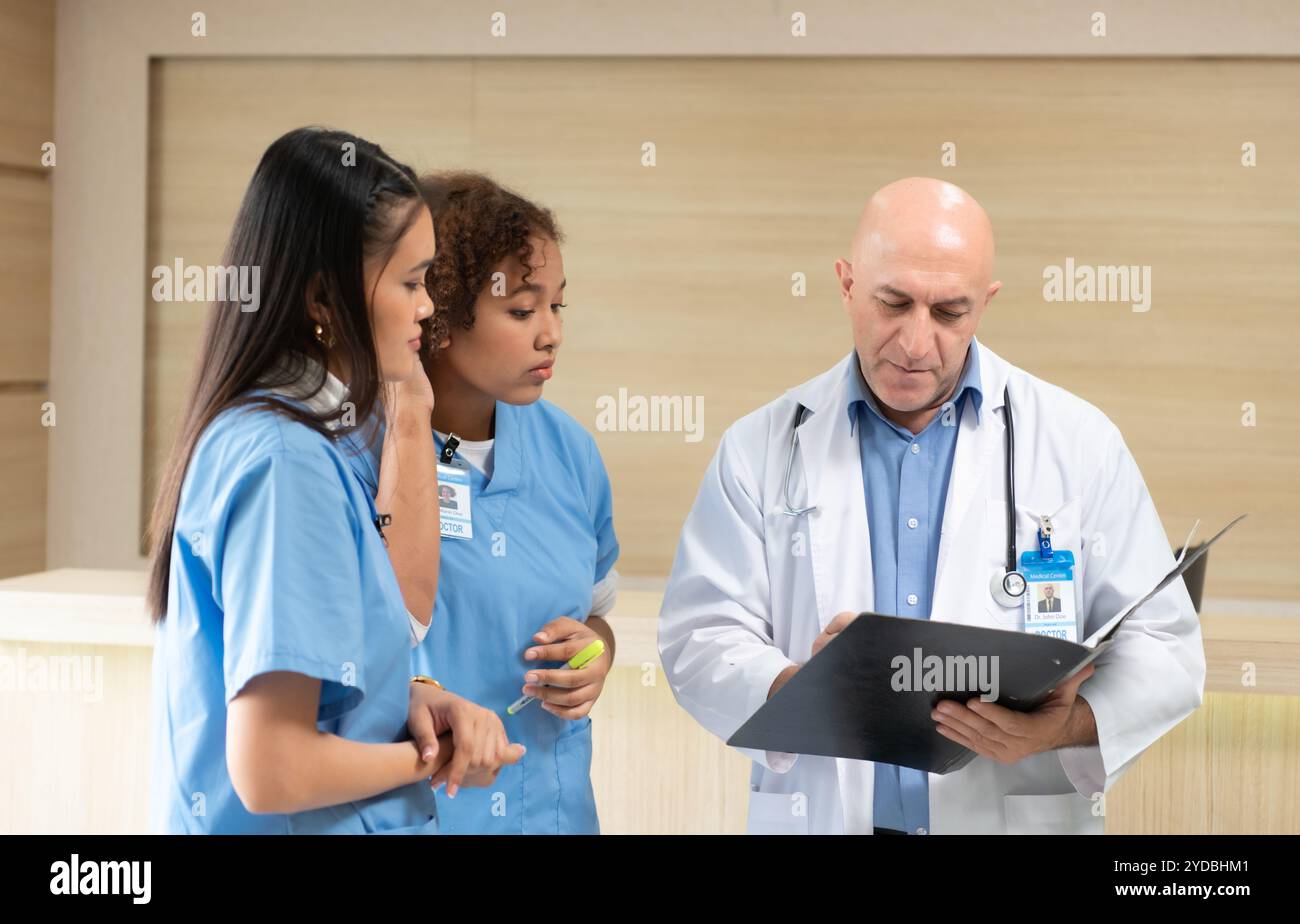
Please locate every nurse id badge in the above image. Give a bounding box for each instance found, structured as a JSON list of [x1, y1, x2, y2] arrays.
[[1019, 549, 1078, 642], [436, 461, 473, 540]]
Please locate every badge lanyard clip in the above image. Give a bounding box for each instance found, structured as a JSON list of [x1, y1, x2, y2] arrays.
[[439, 432, 461, 465], [373, 512, 392, 546], [1037, 514, 1054, 559]]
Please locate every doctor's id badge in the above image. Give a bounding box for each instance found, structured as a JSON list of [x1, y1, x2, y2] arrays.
[[436, 461, 473, 540], [1019, 550, 1078, 642]]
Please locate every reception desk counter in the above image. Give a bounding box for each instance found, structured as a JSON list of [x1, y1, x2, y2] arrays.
[[2, 569, 1296, 833]]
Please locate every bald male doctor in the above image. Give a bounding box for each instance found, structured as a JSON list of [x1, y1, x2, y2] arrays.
[[657, 178, 1205, 835]]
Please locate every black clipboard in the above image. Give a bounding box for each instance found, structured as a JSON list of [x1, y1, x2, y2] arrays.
[[726, 515, 1244, 773]]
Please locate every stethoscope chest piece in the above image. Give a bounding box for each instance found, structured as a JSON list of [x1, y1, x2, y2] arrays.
[[990, 568, 1027, 607]]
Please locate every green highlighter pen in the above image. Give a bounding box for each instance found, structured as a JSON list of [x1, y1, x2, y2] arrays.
[[507, 638, 606, 715]]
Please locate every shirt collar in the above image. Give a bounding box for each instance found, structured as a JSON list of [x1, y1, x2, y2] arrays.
[[846, 340, 984, 433], [258, 353, 351, 428]]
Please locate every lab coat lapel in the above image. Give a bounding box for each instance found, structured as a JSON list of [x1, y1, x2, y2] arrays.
[[933, 342, 1009, 618], [791, 352, 874, 635], [785, 351, 876, 835]]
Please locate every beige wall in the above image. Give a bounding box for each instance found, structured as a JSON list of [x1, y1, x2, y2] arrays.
[[143, 55, 1300, 600], [48, 1, 1300, 600], [0, 0, 53, 579]]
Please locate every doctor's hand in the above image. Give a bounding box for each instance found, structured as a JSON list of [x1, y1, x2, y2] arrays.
[[521, 616, 612, 720], [812, 611, 861, 659], [408, 684, 526, 799], [931, 664, 1097, 764], [769, 612, 861, 700]]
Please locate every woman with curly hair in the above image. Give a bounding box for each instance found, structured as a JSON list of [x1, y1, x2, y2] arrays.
[[411, 171, 620, 834]]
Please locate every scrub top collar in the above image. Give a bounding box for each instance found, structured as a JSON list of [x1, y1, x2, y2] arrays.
[[447, 400, 522, 498], [257, 352, 351, 429]]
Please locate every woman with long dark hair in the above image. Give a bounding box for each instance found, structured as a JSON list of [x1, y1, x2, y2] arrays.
[[147, 128, 522, 834]]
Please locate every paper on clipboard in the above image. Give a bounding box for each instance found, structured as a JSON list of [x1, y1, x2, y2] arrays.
[[1081, 513, 1247, 649]]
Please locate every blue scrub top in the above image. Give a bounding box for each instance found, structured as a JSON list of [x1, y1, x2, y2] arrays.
[[149, 398, 439, 834], [350, 399, 619, 834]]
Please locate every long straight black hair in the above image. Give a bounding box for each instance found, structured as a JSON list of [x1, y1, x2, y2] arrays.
[[146, 127, 423, 622]]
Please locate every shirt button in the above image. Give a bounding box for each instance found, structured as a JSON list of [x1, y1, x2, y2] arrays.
[[910, 443, 920, 454], [907, 593, 918, 606], [916, 826, 928, 835], [907, 517, 919, 529]]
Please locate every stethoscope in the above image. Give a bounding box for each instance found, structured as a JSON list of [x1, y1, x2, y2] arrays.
[[987, 384, 1029, 607], [780, 384, 1030, 608]]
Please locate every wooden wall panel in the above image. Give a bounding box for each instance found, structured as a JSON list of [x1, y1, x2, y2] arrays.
[[142, 58, 477, 539], [1106, 691, 1300, 834], [0, 171, 51, 381], [0, 0, 53, 579], [0, 0, 54, 168], [0, 392, 48, 577], [144, 57, 1300, 600]]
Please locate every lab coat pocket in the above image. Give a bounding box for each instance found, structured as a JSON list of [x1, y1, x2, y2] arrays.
[[984, 496, 1082, 632], [1003, 791, 1101, 835], [745, 790, 809, 835], [555, 717, 600, 835]]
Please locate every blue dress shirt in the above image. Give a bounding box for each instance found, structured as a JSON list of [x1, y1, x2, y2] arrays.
[[848, 342, 983, 835]]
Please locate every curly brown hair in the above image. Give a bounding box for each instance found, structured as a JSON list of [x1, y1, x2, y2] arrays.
[[417, 172, 564, 358]]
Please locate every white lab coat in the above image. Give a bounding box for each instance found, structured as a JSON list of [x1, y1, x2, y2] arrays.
[[657, 338, 1205, 834]]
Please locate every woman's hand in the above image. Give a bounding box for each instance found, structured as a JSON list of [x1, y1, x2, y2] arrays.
[[407, 683, 525, 798], [374, 356, 440, 621], [376, 360, 435, 513], [520, 616, 612, 720], [388, 351, 435, 416]]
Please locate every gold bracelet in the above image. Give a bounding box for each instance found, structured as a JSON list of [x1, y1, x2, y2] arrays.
[[410, 674, 445, 691]]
